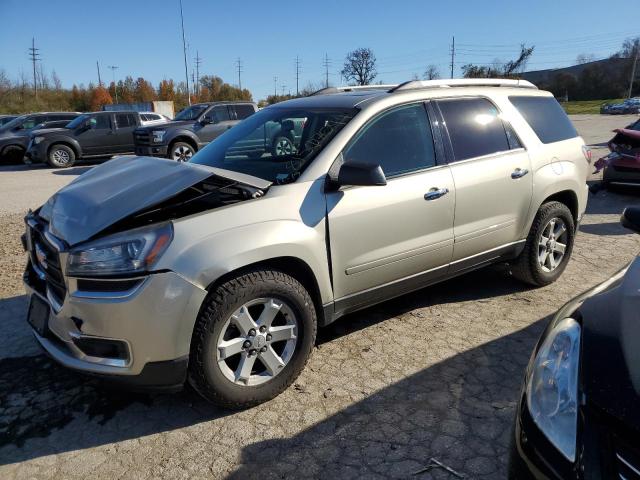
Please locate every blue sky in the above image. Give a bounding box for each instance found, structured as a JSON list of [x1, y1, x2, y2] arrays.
[[0, 0, 638, 101]]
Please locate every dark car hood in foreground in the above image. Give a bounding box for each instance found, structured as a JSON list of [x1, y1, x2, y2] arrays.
[[580, 257, 640, 429], [38, 156, 271, 246]]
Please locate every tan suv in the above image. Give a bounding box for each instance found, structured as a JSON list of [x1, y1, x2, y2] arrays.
[[23, 79, 590, 408]]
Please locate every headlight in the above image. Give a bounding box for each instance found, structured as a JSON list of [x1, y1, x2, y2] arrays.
[[527, 317, 581, 462], [152, 130, 166, 143], [67, 223, 173, 277], [33, 136, 45, 144]]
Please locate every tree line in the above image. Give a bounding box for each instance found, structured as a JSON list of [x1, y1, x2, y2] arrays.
[[0, 71, 251, 114]]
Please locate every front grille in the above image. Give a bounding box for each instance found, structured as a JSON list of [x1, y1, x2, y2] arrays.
[[615, 439, 640, 480], [28, 220, 66, 304], [134, 130, 151, 145]]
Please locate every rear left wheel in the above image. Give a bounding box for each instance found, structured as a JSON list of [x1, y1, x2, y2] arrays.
[[188, 270, 317, 409]]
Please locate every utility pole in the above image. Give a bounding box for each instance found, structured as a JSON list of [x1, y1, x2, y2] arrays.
[[281, 83, 286, 96], [236, 58, 243, 90], [295, 56, 301, 95], [96, 61, 102, 87], [28, 37, 40, 98], [628, 49, 639, 98], [450, 36, 455, 79], [178, 0, 191, 105], [194, 51, 202, 96], [273, 76, 278, 97], [322, 53, 331, 88], [108, 65, 119, 103]]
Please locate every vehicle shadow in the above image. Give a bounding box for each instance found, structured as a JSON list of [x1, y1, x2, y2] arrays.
[[580, 222, 631, 236], [584, 186, 639, 216], [232, 317, 547, 479], [0, 266, 534, 469], [50, 166, 94, 176]]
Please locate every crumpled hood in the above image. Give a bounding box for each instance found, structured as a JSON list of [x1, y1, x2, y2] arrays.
[[39, 156, 270, 246], [580, 257, 640, 429], [32, 127, 67, 137]]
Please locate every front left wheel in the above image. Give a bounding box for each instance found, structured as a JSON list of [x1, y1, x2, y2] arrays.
[[188, 270, 317, 409], [47, 144, 76, 168]]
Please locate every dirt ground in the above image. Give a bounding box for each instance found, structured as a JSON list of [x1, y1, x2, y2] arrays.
[[0, 115, 639, 479]]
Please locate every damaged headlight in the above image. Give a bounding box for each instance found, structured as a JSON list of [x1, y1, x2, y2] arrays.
[[152, 130, 166, 143], [33, 136, 45, 145], [527, 317, 581, 462], [67, 223, 173, 277]]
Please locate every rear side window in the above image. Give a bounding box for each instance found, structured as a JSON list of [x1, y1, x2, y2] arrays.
[[509, 96, 578, 144], [343, 103, 436, 177], [438, 97, 510, 162], [233, 104, 255, 120]]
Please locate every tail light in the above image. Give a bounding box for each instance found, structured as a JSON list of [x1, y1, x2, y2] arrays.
[[582, 145, 592, 164]]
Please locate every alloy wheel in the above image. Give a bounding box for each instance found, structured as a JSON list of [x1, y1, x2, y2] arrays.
[[51, 149, 70, 166], [216, 297, 298, 386], [274, 138, 294, 156], [173, 145, 193, 162], [538, 217, 568, 272]]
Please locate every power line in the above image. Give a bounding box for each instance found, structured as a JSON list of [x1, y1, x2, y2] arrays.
[[28, 37, 40, 98], [295, 56, 301, 95], [322, 53, 331, 87], [236, 57, 243, 90]]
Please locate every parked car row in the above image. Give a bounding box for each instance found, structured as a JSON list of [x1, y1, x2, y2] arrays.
[[600, 97, 640, 115]]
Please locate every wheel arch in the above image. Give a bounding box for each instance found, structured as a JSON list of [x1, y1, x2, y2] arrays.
[[48, 139, 81, 158], [542, 189, 579, 223], [203, 256, 326, 327], [168, 134, 198, 152]]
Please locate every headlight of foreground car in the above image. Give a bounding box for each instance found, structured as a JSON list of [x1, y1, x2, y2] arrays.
[[67, 223, 173, 277], [152, 130, 166, 143], [527, 317, 581, 462], [33, 136, 45, 145]]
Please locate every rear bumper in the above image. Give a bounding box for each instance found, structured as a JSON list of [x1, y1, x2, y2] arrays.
[[135, 145, 168, 157]]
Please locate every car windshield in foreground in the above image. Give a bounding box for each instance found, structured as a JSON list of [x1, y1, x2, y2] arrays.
[[175, 105, 208, 121], [189, 106, 357, 184]]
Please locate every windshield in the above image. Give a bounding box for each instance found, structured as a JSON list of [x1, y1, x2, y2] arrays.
[[0, 115, 28, 132], [175, 105, 208, 121], [189, 106, 357, 184], [66, 114, 89, 129]]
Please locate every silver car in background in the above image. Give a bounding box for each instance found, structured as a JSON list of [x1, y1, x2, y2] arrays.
[[23, 79, 590, 408]]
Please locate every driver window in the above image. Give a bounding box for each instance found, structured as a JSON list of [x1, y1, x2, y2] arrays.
[[343, 103, 436, 178], [212, 106, 231, 123], [89, 115, 111, 130]]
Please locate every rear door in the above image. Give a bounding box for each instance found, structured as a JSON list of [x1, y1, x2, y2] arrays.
[[78, 114, 114, 155], [112, 113, 138, 153], [436, 97, 532, 267], [327, 102, 455, 307]]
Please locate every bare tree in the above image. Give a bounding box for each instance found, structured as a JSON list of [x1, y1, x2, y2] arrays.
[[576, 53, 596, 65], [341, 48, 377, 86], [51, 70, 63, 90], [423, 65, 440, 80], [502, 44, 535, 76]]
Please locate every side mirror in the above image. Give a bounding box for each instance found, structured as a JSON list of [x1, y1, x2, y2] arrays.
[[336, 162, 387, 187], [621, 207, 640, 233]]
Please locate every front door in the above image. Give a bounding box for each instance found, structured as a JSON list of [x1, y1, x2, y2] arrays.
[[436, 97, 533, 266], [77, 114, 113, 155], [196, 106, 235, 144], [326, 103, 455, 311]]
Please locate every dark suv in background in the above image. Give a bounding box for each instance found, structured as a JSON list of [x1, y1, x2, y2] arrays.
[[133, 101, 257, 161], [26, 111, 142, 168], [0, 112, 78, 163]]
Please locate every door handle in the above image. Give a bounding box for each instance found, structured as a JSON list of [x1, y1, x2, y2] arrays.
[[424, 187, 449, 201], [511, 168, 529, 179]]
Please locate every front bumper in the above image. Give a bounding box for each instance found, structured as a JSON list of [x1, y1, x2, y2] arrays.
[[135, 145, 168, 157], [24, 259, 207, 388], [25, 140, 48, 163], [603, 165, 640, 187]]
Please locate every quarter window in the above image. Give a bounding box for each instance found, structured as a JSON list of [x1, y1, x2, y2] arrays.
[[343, 103, 436, 177], [509, 96, 578, 144], [438, 97, 510, 162]]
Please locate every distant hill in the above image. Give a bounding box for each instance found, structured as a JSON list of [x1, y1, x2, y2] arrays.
[[521, 57, 629, 84]]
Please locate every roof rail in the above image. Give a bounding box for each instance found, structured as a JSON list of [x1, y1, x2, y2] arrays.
[[310, 85, 397, 96], [389, 78, 537, 92]]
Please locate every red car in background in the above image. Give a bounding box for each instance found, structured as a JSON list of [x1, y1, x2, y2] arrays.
[[594, 119, 640, 190]]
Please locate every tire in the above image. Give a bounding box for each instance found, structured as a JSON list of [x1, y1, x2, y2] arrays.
[[1, 145, 25, 165], [511, 201, 575, 287], [47, 144, 76, 168], [168, 141, 195, 162], [188, 269, 317, 409], [271, 136, 295, 157]]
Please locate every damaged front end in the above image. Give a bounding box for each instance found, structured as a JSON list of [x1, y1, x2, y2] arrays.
[[591, 125, 640, 192]]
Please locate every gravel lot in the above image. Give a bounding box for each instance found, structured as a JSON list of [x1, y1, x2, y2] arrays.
[[1, 115, 639, 479]]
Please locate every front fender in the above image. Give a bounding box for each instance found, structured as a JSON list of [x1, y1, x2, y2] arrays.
[[162, 219, 333, 305], [45, 136, 83, 157]]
